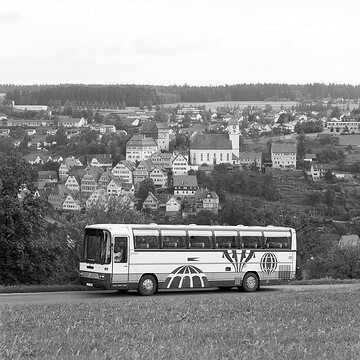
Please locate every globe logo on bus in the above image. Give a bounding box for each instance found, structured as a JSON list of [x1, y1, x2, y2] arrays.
[[164, 265, 209, 289], [260, 253, 277, 275]]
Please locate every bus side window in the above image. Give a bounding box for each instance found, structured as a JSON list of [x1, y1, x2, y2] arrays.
[[265, 237, 290, 249], [135, 235, 159, 249], [189, 236, 212, 249], [241, 236, 262, 249], [162, 236, 186, 249], [215, 236, 237, 249]]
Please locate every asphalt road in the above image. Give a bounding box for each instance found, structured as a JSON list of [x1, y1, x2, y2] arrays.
[[1, 283, 359, 305]]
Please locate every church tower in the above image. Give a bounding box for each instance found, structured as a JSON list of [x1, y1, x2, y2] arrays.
[[228, 117, 240, 156]]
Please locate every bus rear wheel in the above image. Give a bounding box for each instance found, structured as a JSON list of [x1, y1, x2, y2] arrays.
[[138, 275, 157, 296], [241, 273, 259, 292]]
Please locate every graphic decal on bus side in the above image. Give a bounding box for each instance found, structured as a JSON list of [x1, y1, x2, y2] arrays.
[[164, 265, 209, 289], [260, 253, 278, 275], [222, 250, 255, 272]]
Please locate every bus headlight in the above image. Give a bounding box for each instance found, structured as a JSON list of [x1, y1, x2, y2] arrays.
[[99, 274, 105, 280]]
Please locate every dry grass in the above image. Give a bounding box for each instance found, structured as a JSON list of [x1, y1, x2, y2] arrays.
[[1, 286, 360, 359]]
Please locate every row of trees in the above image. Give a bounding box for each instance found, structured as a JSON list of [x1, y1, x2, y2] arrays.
[[3, 83, 360, 108]]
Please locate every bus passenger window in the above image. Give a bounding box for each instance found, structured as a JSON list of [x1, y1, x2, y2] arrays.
[[189, 236, 212, 249], [265, 237, 290, 249], [135, 235, 159, 249], [241, 236, 262, 249], [215, 236, 237, 249], [162, 236, 186, 249]]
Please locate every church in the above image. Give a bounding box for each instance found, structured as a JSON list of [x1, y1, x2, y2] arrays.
[[189, 118, 240, 166]]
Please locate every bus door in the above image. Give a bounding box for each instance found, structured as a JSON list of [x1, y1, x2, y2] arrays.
[[112, 236, 129, 290]]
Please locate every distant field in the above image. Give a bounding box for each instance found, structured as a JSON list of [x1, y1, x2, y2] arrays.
[[2, 286, 360, 359], [169, 101, 298, 111]]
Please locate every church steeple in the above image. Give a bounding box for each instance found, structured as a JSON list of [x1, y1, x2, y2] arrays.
[[228, 117, 240, 154]]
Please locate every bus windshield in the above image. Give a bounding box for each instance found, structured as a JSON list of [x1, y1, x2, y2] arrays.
[[83, 229, 111, 264]]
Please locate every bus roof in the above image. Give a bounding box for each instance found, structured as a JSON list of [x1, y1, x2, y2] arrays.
[[85, 224, 295, 232]]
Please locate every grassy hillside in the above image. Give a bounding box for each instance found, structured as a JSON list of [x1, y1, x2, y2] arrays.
[[2, 285, 360, 359]]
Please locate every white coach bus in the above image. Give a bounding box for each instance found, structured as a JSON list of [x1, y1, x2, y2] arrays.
[[79, 223, 297, 295]]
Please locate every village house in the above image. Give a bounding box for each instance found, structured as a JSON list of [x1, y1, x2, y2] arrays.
[[6, 118, 55, 127], [107, 178, 123, 196], [271, 142, 297, 169], [58, 117, 87, 128], [142, 192, 163, 212], [165, 196, 182, 215], [155, 123, 171, 151], [89, 124, 116, 134], [62, 193, 84, 211], [133, 160, 155, 184], [65, 175, 81, 192], [173, 175, 198, 199], [126, 134, 158, 162], [150, 152, 174, 170], [149, 166, 168, 187], [304, 153, 317, 163], [23, 153, 49, 165], [172, 153, 190, 175], [37, 170, 58, 182], [112, 160, 135, 184], [98, 171, 114, 189], [325, 119, 360, 134], [309, 163, 332, 181], [48, 155, 63, 163], [80, 168, 103, 193], [195, 189, 220, 214], [140, 121, 171, 151], [238, 152, 262, 170], [59, 157, 84, 180], [48, 184, 72, 210], [86, 154, 112, 168]]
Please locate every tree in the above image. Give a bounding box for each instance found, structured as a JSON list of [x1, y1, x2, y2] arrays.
[[55, 125, 68, 146], [182, 114, 191, 127], [324, 169, 335, 183], [0, 155, 65, 285], [154, 110, 168, 123], [218, 197, 254, 225], [262, 172, 280, 201], [296, 132, 307, 160], [330, 107, 341, 119], [136, 178, 156, 202], [324, 188, 335, 208]]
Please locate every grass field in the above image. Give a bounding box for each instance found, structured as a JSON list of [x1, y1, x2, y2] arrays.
[[1, 286, 360, 359]]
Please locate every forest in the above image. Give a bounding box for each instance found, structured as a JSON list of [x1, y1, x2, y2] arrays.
[[2, 83, 360, 108]]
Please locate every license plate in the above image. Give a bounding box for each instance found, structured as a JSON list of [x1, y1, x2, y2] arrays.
[[86, 283, 93, 287]]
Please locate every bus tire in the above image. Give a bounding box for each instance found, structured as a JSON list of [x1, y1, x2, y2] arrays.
[[138, 275, 157, 296], [242, 272, 259, 292]]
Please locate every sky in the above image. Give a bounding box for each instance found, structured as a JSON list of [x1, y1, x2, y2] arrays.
[[1, 0, 360, 86]]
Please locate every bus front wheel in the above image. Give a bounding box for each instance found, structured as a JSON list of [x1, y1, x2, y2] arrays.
[[241, 273, 259, 292], [138, 275, 157, 296]]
